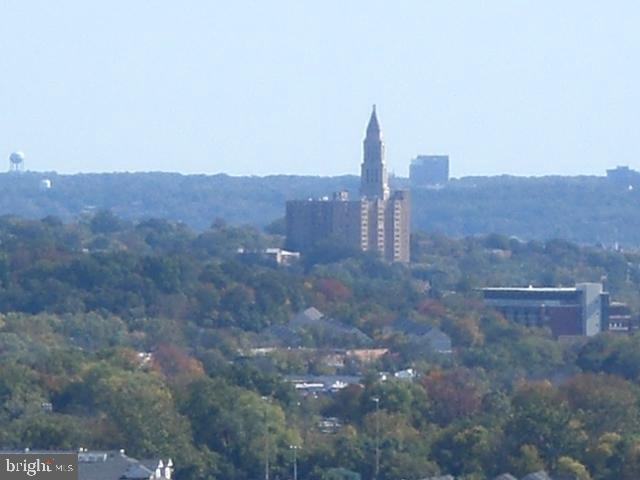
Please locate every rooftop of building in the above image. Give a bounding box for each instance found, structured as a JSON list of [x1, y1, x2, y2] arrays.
[[411, 155, 450, 165], [482, 286, 580, 293], [79, 450, 172, 480], [0, 449, 172, 480], [482, 282, 604, 293]]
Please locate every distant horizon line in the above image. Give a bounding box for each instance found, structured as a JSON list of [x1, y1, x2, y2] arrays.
[[0, 169, 622, 179]]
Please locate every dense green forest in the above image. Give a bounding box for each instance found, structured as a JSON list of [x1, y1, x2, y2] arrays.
[[2, 172, 640, 245], [2, 214, 640, 479]]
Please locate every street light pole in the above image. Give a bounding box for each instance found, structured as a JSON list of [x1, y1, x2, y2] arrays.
[[262, 397, 270, 480], [265, 430, 269, 480], [372, 397, 380, 480], [290, 445, 300, 480]]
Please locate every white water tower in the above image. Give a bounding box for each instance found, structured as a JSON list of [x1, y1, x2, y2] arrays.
[[9, 151, 25, 173]]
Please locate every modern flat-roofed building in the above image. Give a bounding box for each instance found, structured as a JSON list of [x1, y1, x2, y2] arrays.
[[482, 283, 607, 337], [286, 106, 410, 263], [604, 301, 638, 333], [606, 165, 640, 187], [410, 155, 449, 187]]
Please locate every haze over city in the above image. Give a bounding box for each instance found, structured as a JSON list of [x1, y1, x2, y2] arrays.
[[6, 3, 640, 480], [1, 1, 638, 177]]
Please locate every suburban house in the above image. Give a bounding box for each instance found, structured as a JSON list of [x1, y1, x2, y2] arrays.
[[391, 319, 453, 354], [0, 449, 174, 480], [259, 307, 372, 348], [78, 450, 173, 480]]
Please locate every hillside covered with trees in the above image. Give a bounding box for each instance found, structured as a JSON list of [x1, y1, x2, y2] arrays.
[[2, 172, 640, 246], [2, 214, 640, 478]]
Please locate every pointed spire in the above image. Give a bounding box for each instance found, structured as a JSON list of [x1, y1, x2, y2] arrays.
[[366, 104, 380, 136], [361, 105, 389, 200]]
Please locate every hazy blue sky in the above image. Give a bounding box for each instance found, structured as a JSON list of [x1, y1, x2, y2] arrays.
[[1, 1, 638, 177]]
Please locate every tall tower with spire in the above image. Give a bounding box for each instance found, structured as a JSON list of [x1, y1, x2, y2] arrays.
[[360, 105, 390, 200], [286, 105, 410, 263]]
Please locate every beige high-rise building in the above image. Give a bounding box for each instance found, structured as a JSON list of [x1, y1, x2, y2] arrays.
[[286, 106, 410, 263]]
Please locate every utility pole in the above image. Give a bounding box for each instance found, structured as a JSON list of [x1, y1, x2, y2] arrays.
[[372, 396, 380, 480]]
